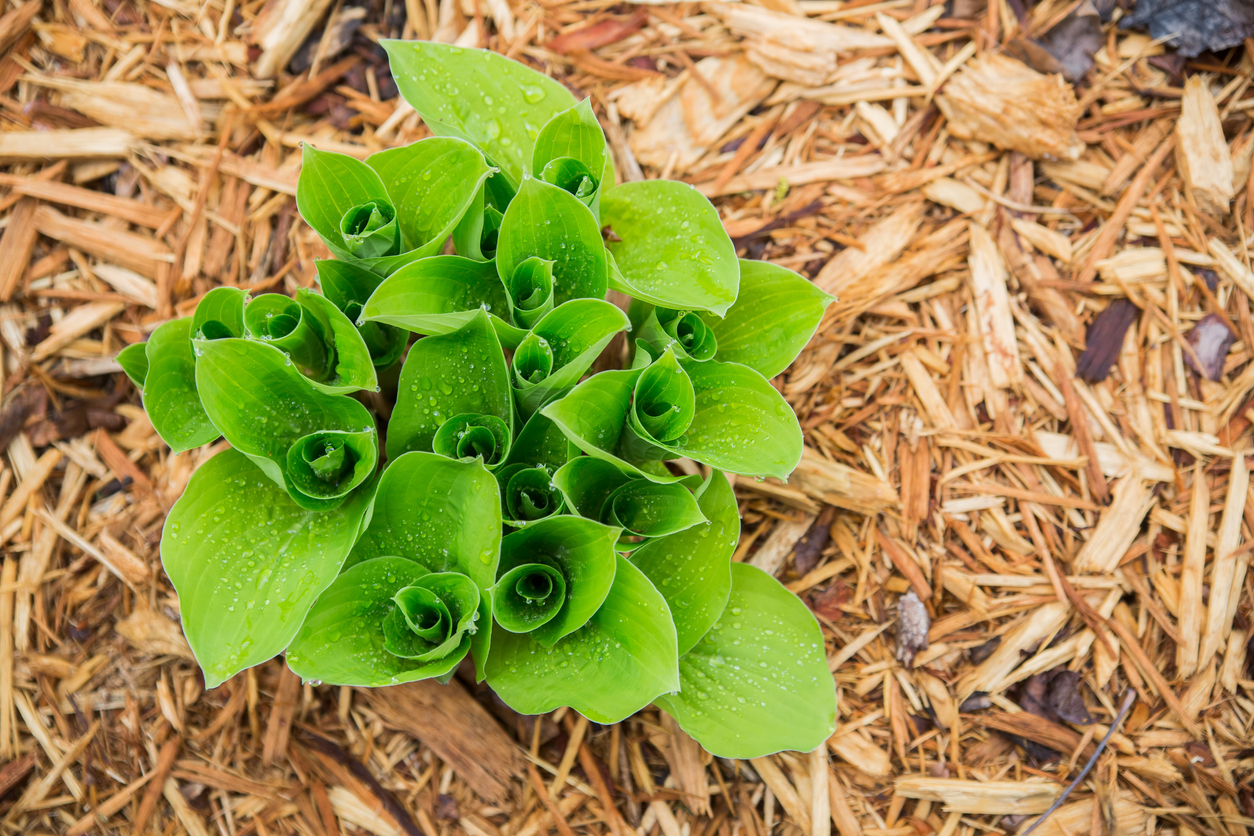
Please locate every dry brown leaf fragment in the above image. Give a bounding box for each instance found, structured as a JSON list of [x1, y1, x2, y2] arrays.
[[1076, 299, 1138, 383], [1183, 314, 1235, 380], [935, 53, 1084, 161]]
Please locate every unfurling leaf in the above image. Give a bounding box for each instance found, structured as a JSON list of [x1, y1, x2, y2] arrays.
[[142, 318, 219, 453], [314, 259, 406, 369], [701, 260, 834, 378], [382, 40, 578, 189], [533, 99, 609, 215], [297, 141, 491, 276], [511, 298, 629, 417], [387, 309, 514, 461], [638, 306, 719, 362], [656, 563, 836, 758], [487, 554, 678, 724], [361, 255, 525, 348], [492, 515, 618, 645], [554, 456, 706, 548], [194, 337, 377, 510], [287, 557, 489, 686], [497, 177, 608, 305], [162, 448, 372, 688]]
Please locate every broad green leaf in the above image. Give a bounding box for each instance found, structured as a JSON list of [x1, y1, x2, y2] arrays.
[[117, 342, 149, 389], [348, 451, 500, 678], [638, 307, 718, 363], [702, 260, 834, 378], [143, 318, 219, 453], [532, 99, 608, 215], [504, 256, 554, 329], [630, 470, 737, 655], [497, 177, 608, 305], [627, 355, 803, 481], [486, 554, 678, 724], [191, 286, 247, 340], [539, 367, 684, 483], [656, 563, 836, 758], [366, 137, 493, 254], [287, 557, 490, 687], [161, 448, 372, 688], [501, 410, 577, 474], [361, 255, 525, 348], [387, 310, 514, 460], [602, 180, 739, 316], [512, 299, 630, 417], [494, 515, 618, 645], [553, 457, 705, 548], [349, 451, 500, 595], [381, 40, 578, 189], [314, 259, 406, 369], [194, 337, 377, 509]]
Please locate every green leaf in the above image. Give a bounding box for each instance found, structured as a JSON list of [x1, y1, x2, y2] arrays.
[[533, 99, 608, 214], [297, 145, 395, 268], [431, 413, 511, 468], [286, 429, 378, 502], [293, 289, 380, 394], [366, 137, 493, 253], [553, 457, 705, 548], [656, 563, 836, 758], [191, 286, 247, 340], [625, 353, 803, 481], [340, 200, 401, 259], [360, 255, 526, 348], [244, 293, 331, 380], [287, 557, 490, 687], [314, 259, 406, 369], [494, 515, 618, 645], [142, 318, 219, 453], [630, 470, 737, 655], [161, 448, 372, 688], [387, 310, 514, 461], [381, 40, 578, 189], [349, 451, 500, 596], [486, 554, 678, 724], [512, 299, 630, 417], [638, 307, 719, 363], [602, 180, 739, 316], [497, 177, 608, 306], [501, 410, 577, 474], [504, 256, 554, 329], [452, 182, 506, 262], [539, 367, 685, 483], [492, 561, 566, 633], [499, 466, 565, 525], [194, 337, 377, 509], [383, 572, 481, 662], [702, 260, 834, 378], [116, 342, 149, 389], [348, 450, 500, 678]]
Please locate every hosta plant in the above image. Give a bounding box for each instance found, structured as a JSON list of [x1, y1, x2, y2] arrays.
[[126, 42, 838, 758]]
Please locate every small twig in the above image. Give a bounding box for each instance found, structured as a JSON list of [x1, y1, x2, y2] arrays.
[[1019, 689, 1137, 836]]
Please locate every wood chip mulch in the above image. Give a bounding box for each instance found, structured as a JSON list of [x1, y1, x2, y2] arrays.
[[1, 0, 1253, 835]]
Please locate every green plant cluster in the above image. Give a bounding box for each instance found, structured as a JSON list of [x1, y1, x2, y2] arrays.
[[122, 42, 838, 758]]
